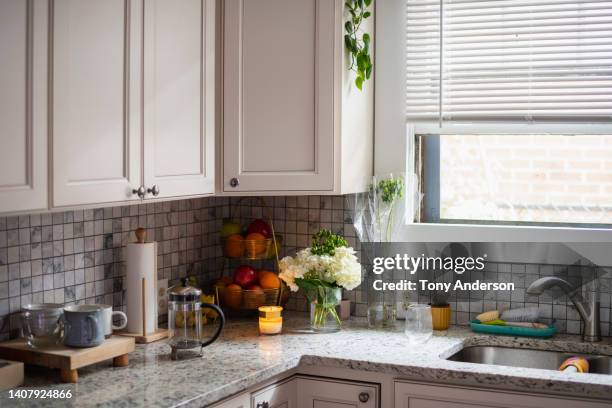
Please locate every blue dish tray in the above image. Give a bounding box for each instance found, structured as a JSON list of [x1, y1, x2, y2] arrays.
[[470, 320, 557, 338]]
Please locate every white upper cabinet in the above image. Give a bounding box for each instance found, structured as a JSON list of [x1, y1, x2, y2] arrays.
[[51, 0, 214, 208], [0, 0, 48, 213], [143, 0, 215, 199], [52, 0, 142, 207], [223, 0, 335, 193], [222, 0, 373, 195]]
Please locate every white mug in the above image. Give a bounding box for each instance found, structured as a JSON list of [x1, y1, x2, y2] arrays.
[[93, 304, 128, 338]]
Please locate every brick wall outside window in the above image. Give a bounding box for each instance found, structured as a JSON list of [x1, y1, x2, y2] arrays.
[[439, 134, 612, 224]]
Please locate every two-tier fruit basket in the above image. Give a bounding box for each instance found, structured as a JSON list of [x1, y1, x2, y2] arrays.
[[213, 198, 287, 316]]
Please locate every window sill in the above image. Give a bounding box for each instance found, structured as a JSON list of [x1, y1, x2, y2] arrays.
[[396, 223, 612, 266], [400, 222, 611, 243]]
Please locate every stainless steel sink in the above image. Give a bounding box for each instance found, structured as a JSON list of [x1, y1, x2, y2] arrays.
[[448, 346, 612, 375]]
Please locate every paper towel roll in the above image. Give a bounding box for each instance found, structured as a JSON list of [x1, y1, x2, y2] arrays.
[[126, 242, 158, 335]]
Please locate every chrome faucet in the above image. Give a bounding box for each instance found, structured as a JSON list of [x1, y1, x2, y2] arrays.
[[527, 277, 601, 342]]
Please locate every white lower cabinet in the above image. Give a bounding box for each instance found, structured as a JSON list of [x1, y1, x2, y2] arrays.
[[212, 376, 611, 408], [394, 381, 611, 408], [251, 377, 297, 408], [248, 376, 378, 408], [210, 391, 250, 408], [296, 377, 378, 408]]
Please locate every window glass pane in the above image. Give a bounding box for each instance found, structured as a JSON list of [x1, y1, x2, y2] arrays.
[[437, 134, 612, 225]]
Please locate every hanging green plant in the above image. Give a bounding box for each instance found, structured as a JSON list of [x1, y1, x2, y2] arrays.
[[344, 0, 373, 90]]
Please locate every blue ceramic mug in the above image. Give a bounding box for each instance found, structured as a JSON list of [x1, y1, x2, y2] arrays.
[[62, 305, 105, 348]]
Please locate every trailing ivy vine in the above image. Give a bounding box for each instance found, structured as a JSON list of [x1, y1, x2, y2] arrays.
[[344, 0, 373, 90]]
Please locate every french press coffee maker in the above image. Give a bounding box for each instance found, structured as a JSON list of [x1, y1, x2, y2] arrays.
[[167, 278, 225, 360]]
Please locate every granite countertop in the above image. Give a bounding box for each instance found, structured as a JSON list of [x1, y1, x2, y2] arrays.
[[1, 313, 612, 407]]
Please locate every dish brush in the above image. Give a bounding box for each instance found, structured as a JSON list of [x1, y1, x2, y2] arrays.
[[475, 310, 499, 323]]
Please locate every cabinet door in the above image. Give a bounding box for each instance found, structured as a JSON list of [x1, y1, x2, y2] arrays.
[[0, 0, 48, 213], [394, 381, 612, 408], [143, 0, 215, 199], [252, 378, 297, 408], [297, 377, 378, 408], [52, 0, 142, 207], [210, 391, 250, 408], [223, 0, 335, 193]]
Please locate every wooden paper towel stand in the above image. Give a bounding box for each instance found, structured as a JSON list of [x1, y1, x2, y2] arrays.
[[118, 276, 168, 344]]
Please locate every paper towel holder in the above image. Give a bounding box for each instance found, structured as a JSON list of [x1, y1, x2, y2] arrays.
[[135, 228, 146, 244], [117, 276, 169, 344]]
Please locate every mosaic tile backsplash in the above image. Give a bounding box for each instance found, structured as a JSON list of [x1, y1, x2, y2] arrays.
[[0, 195, 610, 339], [408, 262, 611, 337]]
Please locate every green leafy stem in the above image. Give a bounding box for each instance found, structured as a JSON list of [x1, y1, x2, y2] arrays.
[[310, 229, 348, 256], [344, 0, 373, 90]]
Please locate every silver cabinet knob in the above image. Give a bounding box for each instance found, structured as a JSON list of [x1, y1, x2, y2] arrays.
[[358, 392, 369, 403], [132, 185, 146, 199], [147, 184, 160, 197], [256, 402, 269, 408], [229, 178, 239, 188]]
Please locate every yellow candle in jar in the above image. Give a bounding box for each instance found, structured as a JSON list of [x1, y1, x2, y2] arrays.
[[258, 306, 283, 335]]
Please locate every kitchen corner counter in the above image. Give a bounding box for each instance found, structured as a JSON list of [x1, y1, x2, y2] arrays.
[[2, 313, 612, 407]]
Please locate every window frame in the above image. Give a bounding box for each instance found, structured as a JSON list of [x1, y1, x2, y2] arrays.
[[374, 0, 612, 244]]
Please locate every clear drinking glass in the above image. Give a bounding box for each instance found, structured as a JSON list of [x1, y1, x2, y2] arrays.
[[404, 304, 433, 344], [21, 304, 64, 348]]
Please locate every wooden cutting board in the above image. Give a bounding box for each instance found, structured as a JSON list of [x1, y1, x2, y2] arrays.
[[0, 336, 135, 383], [0, 359, 24, 390]]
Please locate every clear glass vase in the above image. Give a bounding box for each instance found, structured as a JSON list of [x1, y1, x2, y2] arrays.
[[365, 266, 400, 329], [308, 287, 342, 333]]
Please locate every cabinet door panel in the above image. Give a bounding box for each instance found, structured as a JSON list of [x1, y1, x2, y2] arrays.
[[405, 399, 495, 408], [297, 377, 378, 408], [252, 378, 297, 408], [394, 381, 612, 408], [52, 0, 141, 206], [210, 391, 250, 408], [143, 0, 214, 198], [223, 0, 335, 192], [0, 0, 48, 213]]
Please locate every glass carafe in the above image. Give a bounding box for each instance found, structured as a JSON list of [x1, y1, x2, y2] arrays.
[[167, 279, 225, 360]]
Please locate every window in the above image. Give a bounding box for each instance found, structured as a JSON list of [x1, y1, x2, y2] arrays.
[[419, 133, 612, 226], [406, 0, 612, 227]]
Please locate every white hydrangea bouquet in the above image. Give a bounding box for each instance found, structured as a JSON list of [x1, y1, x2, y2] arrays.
[[279, 230, 361, 332]]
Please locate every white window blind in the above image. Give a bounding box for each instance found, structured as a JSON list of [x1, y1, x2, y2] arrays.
[[406, 0, 612, 123]]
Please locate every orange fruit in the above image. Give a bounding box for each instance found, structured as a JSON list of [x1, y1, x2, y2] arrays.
[[223, 283, 243, 309], [244, 232, 267, 257], [224, 234, 244, 258], [258, 270, 281, 289], [225, 283, 242, 292], [214, 276, 233, 288], [245, 232, 265, 240]]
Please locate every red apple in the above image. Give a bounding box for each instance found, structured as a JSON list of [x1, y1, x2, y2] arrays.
[[247, 219, 272, 238], [233, 265, 257, 288]]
